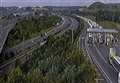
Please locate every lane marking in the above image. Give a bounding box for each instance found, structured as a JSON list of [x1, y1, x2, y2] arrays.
[[84, 36, 113, 83], [93, 44, 108, 64], [110, 61, 119, 73], [86, 45, 113, 83], [78, 15, 117, 83]]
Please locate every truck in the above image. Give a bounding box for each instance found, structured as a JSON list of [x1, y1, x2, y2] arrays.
[[87, 33, 93, 45], [109, 48, 120, 83], [106, 34, 114, 46], [97, 33, 104, 44]]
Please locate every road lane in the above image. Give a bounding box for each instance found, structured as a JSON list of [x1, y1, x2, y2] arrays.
[[0, 16, 79, 76], [0, 16, 62, 55], [95, 44, 109, 64], [85, 42, 118, 83]]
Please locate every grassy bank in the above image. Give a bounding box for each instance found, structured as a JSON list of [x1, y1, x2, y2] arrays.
[[97, 21, 120, 29], [97, 21, 120, 38]]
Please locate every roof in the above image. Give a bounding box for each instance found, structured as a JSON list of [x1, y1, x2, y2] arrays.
[[87, 28, 118, 33]]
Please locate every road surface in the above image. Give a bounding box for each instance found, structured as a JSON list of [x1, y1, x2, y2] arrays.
[[0, 16, 79, 76], [77, 15, 119, 83]]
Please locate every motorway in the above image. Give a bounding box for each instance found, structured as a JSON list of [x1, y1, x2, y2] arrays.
[[13, 16, 72, 54], [0, 15, 63, 56], [1, 13, 119, 83], [18, 16, 80, 56], [0, 14, 119, 82], [12, 16, 71, 52], [77, 15, 119, 83], [55, 17, 79, 37], [0, 16, 79, 75]]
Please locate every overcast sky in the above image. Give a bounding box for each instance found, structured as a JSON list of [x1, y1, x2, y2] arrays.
[[1, 0, 120, 7]]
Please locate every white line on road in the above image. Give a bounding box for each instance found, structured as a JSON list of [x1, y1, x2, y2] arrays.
[[78, 15, 115, 83], [93, 44, 108, 64], [110, 61, 119, 73], [86, 44, 113, 83], [84, 36, 113, 83]]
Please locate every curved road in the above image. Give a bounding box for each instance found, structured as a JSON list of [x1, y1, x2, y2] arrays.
[[0, 16, 79, 76]]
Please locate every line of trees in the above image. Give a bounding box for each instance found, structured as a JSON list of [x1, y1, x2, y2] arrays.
[[95, 9, 120, 22]]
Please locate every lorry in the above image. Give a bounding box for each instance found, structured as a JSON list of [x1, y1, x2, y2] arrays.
[[87, 33, 93, 45], [109, 48, 120, 83], [97, 33, 104, 44]]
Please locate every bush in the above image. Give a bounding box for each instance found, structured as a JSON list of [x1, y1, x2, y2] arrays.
[[1, 29, 97, 83]]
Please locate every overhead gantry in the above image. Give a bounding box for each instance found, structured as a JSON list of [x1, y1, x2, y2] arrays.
[[86, 28, 118, 46]]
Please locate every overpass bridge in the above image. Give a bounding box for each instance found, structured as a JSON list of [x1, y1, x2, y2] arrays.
[[0, 20, 17, 55], [86, 28, 118, 46]]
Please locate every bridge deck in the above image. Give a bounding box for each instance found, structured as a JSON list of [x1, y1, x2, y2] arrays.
[[87, 28, 118, 33], [0, 21, 16, 54]]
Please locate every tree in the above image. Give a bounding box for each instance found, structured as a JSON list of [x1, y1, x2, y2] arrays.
[[26, 68, 44, 83], [7, 66, 25, 83]]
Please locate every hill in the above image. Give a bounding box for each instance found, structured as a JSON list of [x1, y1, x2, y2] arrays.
[[89, 2, 120, 10]]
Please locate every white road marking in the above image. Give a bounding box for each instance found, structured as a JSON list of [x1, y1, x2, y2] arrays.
[[85, 43, 113, 83], [91, 52, 113, 83], [93, 44, 108, 64], [78, 15, 115, 83], [110, 61, 119, 73]]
